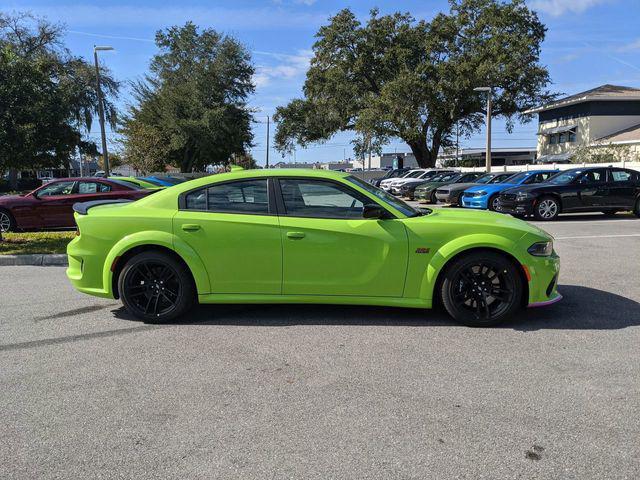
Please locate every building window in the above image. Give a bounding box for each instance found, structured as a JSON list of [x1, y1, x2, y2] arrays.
[[549, 134, 558, 145], [568, 129, 576, 142]]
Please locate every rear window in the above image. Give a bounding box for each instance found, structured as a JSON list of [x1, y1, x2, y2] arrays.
[[110, 179, 143, 190]]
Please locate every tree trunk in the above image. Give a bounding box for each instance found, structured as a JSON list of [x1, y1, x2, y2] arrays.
[[407, 141, 436, 168]]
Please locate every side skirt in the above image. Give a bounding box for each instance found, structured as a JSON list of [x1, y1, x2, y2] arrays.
[[198, 293, 432, 309]]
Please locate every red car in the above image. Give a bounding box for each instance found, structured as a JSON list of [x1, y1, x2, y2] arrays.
[[0, 178, 154, 232]]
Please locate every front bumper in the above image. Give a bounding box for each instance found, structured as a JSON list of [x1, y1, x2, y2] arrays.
[[524, 251, 561, 307], [461, 195, 488, 209], [496, 196, 535, 215], [435, 191, 454, 204]]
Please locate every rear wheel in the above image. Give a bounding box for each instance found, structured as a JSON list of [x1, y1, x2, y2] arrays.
[[534, 196, 560, 221], [634, 197, 640, 218], [430, 190, 438, 204], [440, 251, 523, 327], [118, 251, 195, 322], [0, 209, 15, 232]]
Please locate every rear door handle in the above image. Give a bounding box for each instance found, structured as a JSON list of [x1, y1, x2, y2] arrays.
[[181, 224, 201, 232], [286, 231, 305, 239]]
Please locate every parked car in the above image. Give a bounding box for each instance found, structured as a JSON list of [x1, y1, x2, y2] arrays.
[[496, 167, 640, 220], [67, 169, 561, 327], [435, 172, 515, 206], [389, 169, 456, 195], [0, 178, 154, 232], [380, 169, 425, 191], [370, 168, 412, 187], [110, 177, 165, 190], [414, 172, 485, 203], [461, 170, 558, 211]]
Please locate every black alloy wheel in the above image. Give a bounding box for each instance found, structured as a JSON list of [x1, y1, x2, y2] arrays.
[[440, 251, 523, 326], [119, 251, 195, 322]]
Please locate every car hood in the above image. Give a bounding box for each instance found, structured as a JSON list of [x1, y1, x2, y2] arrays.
[[437, 182, 482, 192], [409, 207, 552, 239]]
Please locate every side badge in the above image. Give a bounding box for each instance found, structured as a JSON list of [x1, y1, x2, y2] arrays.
[[415, 247, 430, 254]]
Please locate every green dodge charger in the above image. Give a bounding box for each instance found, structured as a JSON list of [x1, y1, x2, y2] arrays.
[[67, 169, 561, 326]]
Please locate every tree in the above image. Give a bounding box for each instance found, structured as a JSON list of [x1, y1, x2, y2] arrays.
[[119, 122, 169, 174], [231, 153, 258, 170], [0, 13, 119, 186], [121, 23, 255, 172], [571, 143, 634, 164], [274, 1, 554, 167]]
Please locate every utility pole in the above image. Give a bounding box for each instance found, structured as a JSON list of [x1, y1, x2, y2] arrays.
[[474, 87, 493, 172], [94, 46, 113, 176], [265, 115, 270, 168]]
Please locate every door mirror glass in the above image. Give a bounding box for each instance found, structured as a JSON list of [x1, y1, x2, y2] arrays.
[[362, 203, 388, 219]]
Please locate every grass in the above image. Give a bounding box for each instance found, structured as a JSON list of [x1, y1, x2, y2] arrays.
[[0, 231, 75, 255]]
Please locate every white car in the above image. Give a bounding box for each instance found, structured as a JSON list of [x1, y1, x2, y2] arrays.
[[380, 169, 426, 191], [388, 169, 453, 194]]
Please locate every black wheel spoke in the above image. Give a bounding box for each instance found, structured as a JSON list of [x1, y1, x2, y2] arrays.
[[124, 259, 183, 318]]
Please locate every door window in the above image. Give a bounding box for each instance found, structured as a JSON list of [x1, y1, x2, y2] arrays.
[[37, 181, 75, 197], [77, 181, 111, 194], [611, 170, 635, 182], [524, 172, 555, 184], [184, 179, 269, 214], [279, 179, 370, 219], [579, 169, 606, 184]]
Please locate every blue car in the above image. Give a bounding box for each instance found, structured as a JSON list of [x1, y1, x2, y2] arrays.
[[461, 170, 558, 211], [139, 176, 186, 187]]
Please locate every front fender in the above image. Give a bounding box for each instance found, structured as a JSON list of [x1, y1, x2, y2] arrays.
[[102, 231, 211, 296], [418, 233, 527, 302]]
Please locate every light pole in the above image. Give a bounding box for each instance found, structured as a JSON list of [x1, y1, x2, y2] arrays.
[[93, 45, 113, 176], [474, 87, 492, 172]]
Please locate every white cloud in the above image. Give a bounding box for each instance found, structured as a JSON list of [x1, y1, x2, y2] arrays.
[[529, 0, 609, 16], [252, 50, 312, 88], [619, 39, 640, 52]]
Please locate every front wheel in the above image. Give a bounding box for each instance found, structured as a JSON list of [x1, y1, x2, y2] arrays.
[[0, 209, 15, 232], [430, 190, 438, 204], [118, 251, 195, 322], [635, 197, 640, 218], [440, 251, 523, 327], [488, 195, 500, 211], [534, 196, 560, 221]]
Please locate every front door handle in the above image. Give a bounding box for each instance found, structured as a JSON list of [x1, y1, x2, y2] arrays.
[[286, 231, 306, 239], [181, 224, 201, 232]]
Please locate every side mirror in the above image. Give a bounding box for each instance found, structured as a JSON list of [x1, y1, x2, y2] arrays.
[[363, 203, 389, 219]]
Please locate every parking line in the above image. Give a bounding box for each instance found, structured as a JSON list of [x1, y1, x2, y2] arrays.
[[555, 234, 640, 240]]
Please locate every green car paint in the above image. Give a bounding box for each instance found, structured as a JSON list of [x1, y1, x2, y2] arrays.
[[110, 176, 165, 190], [67, 169, 560, 318]]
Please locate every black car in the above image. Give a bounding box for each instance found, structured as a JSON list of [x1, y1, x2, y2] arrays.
[[370, 168, 412, 187], [497, 167, 640, 220]]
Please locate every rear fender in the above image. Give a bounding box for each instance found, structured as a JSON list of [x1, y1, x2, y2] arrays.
[[102, 231, 210, 296]]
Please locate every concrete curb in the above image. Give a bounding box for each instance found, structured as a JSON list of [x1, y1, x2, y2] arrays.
[[0, 254, 68, 267]]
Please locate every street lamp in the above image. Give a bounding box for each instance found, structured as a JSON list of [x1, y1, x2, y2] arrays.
[[94, 45, 114, 177], [474, 86, 493, 172]]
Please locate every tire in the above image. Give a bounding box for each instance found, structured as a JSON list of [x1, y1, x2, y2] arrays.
[[454, 192, 464, 207], [635, 197, 640, 218], [533, 196, 560, 221], [440, 251, 523, 327], [430, 190, 438, 204], [488, 194, 500, 211], [118, 250, 195, 323], [0, 209, 15, 232]]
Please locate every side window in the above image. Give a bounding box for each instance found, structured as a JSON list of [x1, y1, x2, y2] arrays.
[[525, 172, 554, 184], [184, 179, 269, 214], [37, 181, 75, 197], [279, 179, 369, 219], [611, 170, 633, 182], [78, 182, 111, 194], [580, 169, 606, 184]]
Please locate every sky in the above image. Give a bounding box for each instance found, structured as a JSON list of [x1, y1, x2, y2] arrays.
[[2, 0, 640, 166]]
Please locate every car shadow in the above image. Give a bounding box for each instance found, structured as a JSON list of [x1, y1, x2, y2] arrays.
[[111, 284, 640, 331]]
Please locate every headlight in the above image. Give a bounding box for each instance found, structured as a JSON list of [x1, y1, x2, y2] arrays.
[[528, 241, 553, 256], [468, 191, 486, 197]]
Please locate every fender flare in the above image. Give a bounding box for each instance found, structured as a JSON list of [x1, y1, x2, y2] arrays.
[[418, 233, 526, 301], [102, 230, 210, 296]]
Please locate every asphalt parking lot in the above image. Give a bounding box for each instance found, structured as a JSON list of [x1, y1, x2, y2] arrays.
[[1, 212, 639, 479]]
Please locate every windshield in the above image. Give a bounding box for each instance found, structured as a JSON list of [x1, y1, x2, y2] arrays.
[[428, 174, 446, 182], [502, 172, 530, 184], [474, 174, 495, 184], [346, 176, 423, 217], [438, 173, 459, 182], [547, 170, 581, 184], [488, 174, 516, 184], [404, 170, 425, 179]]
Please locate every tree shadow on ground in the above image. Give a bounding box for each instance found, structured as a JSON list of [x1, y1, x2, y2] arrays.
[[112, 284, 640, 331]]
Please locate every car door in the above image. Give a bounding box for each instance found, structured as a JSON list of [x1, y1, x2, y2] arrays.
[[33, 180, 77, 227], [173, 178, 282, 294], [276, 177, 408, 297], [576, 169, 609, 208], [608, 169, 638, 208]]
